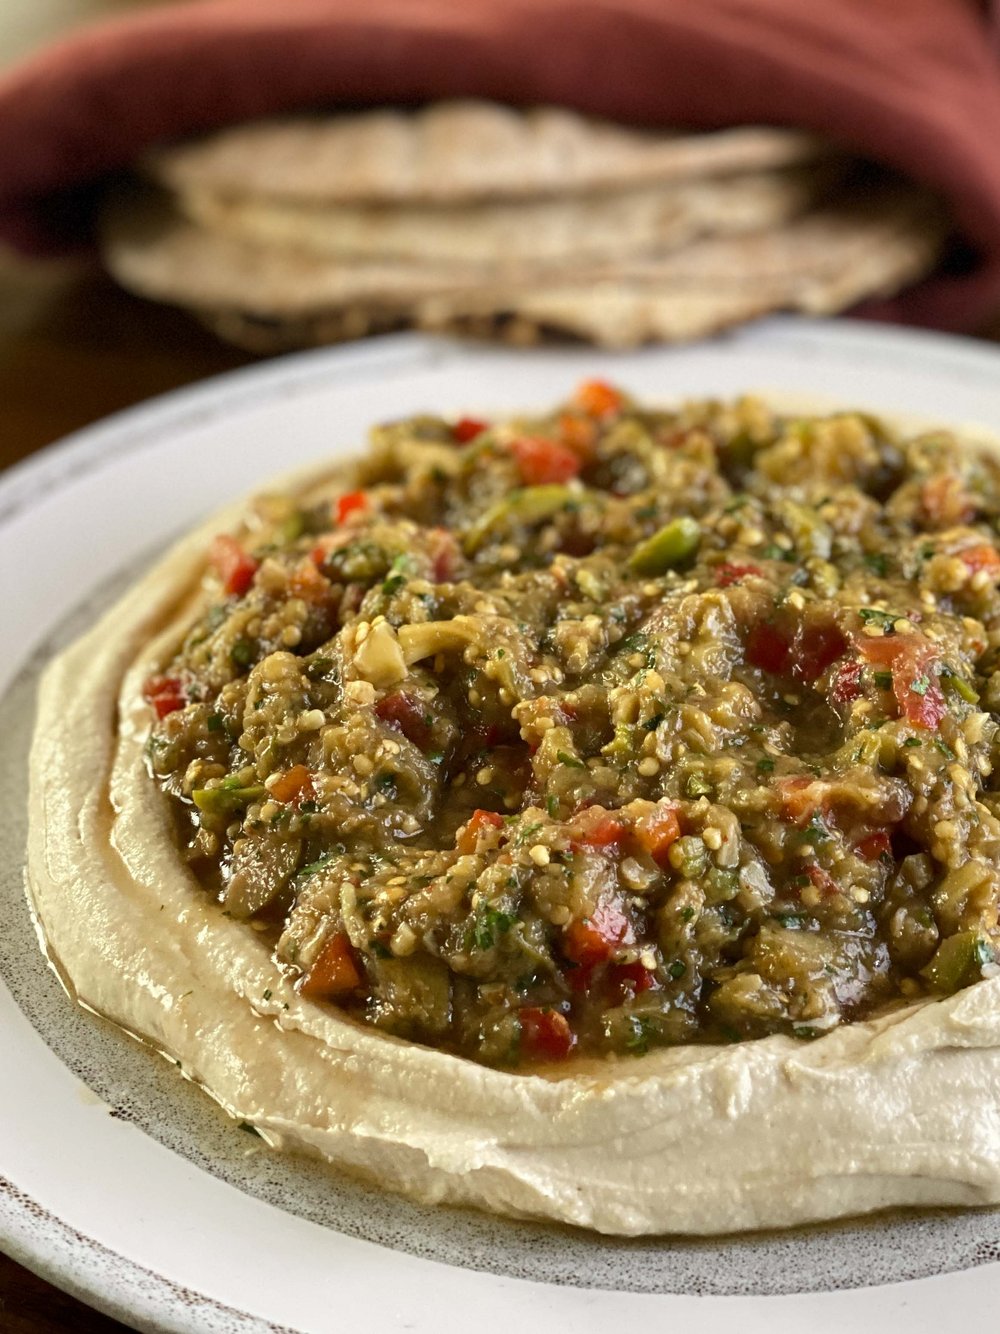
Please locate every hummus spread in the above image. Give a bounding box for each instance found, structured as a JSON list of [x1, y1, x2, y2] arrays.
[[26, 386, 1000, 1235]]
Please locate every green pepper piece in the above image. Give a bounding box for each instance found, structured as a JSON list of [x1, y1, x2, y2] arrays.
[[192, 784, 266, 815], [629, 516, 701, 575], [920, 930, 994, 993], [941, 668, 979, 704], [464, 484, 574, 554]]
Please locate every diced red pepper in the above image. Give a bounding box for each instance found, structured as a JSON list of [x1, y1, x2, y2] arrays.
[[300, 931, 362, 1000], [142, 674, 186, 719], [335, 491, 367, 525], [452, 417, 488, 444], [570, 807, 625, 848], [509, 435, 582, 485], [519, 1007, 575, 1061], [376, 691, 433, 750], [746, 622, 790, 675], [829, 659, 863, 704], [790, 622, 848, 684], [856, 830, 892, 861], [960, 544, 1000, 575], [209, 534, 259, 597], [777, 776, 823, 826], [564, 898, 631, 967], [859, 634, 945, 729], [429, 527, 458, 583], [573, 379, 625, 419], [607, 961, 657, 1000], [269, 764, 314, 804], [921, 474, 974, 527], [633, 804, 682, 866], [289, 557, 331, 601], [805, 864, 838, 897], [558, 412, 598, 458], [455, 808, 505, 856], [715, 561, 762, 588]]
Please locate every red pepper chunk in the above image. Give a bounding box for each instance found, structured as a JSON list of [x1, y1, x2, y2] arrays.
[[509, 436, 581, 485], [452, 416, 488, 443], [856, 830, 891, 861], [608, 961, 657, 1000], [519, 1007, 575, 1061], [746, 622, 790, 675], [860, 634, 945, 729], [558, 412, 598, 458], [633, 804, 681, 866], [269, 764, 314, 804], [300, 932, 362, 1000], [570, 806, 625, 847], [455, 808, 505, 856], [335, 491, 367, 524], [209, 534, 259, 597], [142, 674, 186, 719], [960, 544, 1000, 575], [777, 776, 823, 826], [829, 658, 863, 704], [564, 899, 631, 968], [790, 623, 847, 684], [715, 561, 762, 588], [573, 378, 624, 419], [375, 690, 432, 750]]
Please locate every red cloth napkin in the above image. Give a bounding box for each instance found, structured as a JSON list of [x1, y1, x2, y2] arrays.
[[1, 0, 999, 332]]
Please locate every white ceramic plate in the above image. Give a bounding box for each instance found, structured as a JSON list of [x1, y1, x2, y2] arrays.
[[4, 318, 1000, 1334]]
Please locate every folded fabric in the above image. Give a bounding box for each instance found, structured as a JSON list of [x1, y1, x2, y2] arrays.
[[1, 0, 999, 331]]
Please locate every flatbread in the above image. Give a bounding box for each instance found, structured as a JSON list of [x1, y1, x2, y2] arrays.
[[101, 182, 945, 345], [145, 102, 829, 205], [177, 162, 837, 266]]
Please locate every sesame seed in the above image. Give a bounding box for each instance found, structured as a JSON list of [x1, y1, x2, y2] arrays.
[[529, 845, 550, 866]]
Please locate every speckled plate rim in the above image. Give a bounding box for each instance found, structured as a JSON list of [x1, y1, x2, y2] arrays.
[[5, 317, 1000, 1334]]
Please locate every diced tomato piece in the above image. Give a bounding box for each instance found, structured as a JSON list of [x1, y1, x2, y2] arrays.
[[746, 622, 790, 675], [921, 474, 974, 527], [960, 544, 1000, 576], [573, 379, 624, 419], [335, 491, 367, 524], [633, 804, 682, 866], [209, 534, 259, 597], [509, 435, 581, 485], [429, 527, 458, 582], [859, 634, 945, 730], [805, 864, 838, 897], [519, 1007, 575, 1061], [829, 658, 863, 704], [715, 561, 762, 588], [300, 931, 362, 1000], [452, 417, 488, 444], [142, 674, 186, 719], [571, 807, 625, 848], [565, 898, 631, 968], [455, 808, 505, 856], [269, 764, 314, 805], [289, 557, 331, 601], [608, 961, 657, 1000], [790, 622, 848, 684], [856, 831, 892, 861], [558, 412, 598, 458], [777, 776, 823, 826], [376, 691, 433, 750]]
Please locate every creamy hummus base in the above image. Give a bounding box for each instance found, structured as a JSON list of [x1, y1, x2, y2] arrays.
[[25, 451, 1000, 1238]]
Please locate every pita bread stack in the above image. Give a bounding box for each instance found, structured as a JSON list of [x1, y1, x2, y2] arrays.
[[100, 101, 947, 350]]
